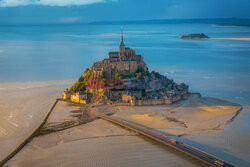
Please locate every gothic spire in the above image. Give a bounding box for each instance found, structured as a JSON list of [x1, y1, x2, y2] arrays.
[[120, 26, 125, 46]]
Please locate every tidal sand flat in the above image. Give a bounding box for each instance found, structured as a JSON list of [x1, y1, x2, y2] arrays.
[[6, 119, 206, 167], [113, 94, 241, 136], [0, 80, 73, 162], [5, 93, 240, 167]]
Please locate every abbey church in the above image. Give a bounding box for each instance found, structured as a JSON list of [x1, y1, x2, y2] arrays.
[[91, 28, 147, 77]]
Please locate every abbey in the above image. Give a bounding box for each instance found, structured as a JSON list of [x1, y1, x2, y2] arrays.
[[65, 28, 189, 105], [91, 28, 147, 77]]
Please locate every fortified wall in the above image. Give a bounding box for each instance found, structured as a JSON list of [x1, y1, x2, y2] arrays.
[[132, 94, 183, 106]]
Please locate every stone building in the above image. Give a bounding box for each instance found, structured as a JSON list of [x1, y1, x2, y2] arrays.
[[63, 89, 72, 100], [70, 91, 88, 104], [122, 90, 142, 103], [91, 28, 147, 77]]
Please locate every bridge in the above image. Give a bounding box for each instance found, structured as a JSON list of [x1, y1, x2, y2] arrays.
[[99, 114, 234, 167]]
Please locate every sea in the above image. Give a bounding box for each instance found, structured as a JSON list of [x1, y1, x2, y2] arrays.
[[0, 23, 250, 166]]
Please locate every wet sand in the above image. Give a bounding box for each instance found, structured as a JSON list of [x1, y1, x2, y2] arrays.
[[113, 94, 241, 136], [3, 92, 207, 167], [177, 106, 250, 166], [0, 80, 73, 162], [40, 100, 96, 135], [6, 119, 206, 167]]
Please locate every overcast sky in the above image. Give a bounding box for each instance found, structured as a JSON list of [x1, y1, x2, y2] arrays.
[[0, 0, 250, 25]]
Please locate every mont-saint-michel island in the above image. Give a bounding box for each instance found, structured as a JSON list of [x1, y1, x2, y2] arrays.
[[63, 29, 189, 106]]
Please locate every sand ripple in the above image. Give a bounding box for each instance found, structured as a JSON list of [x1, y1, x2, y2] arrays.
[[0, 81, 69, 162]]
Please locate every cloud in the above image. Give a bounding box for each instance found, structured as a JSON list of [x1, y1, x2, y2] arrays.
[[0, 0, 110, 7], [64, 33, 120, 38]]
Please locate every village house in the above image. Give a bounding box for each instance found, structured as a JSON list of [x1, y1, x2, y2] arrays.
[[63, 89, 73, 100], [70, 91, 88, 104]]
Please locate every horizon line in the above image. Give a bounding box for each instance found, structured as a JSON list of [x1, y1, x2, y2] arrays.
[[1, 17, 250, 27]]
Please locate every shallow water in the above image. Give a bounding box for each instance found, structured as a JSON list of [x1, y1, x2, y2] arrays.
[[0, 24, 250, 85]]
